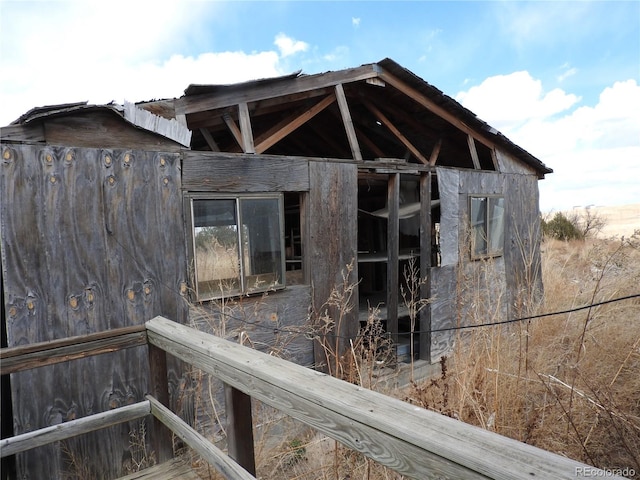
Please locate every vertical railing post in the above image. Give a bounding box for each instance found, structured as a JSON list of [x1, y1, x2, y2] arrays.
[[224, 383, 256, 475], [148, 342, 173, 463]]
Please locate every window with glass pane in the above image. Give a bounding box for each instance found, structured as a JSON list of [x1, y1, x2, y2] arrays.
[[469, 195, 505, 258], [192, 196, 285, 300]]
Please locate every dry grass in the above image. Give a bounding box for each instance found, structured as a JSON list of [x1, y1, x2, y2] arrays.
[[184, 234, 640, 479], [406, 234, 640, 477]]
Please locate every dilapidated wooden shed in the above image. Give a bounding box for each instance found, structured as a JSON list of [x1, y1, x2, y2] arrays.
[[1, 58, 551, 478]]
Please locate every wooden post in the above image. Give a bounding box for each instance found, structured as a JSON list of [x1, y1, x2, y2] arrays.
[[148, 343, 173, 463], [419, 172, 432, 361], [224, 384, 256, 476], [387, 173, 399, 348]]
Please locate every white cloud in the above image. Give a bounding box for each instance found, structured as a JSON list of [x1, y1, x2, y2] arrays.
[[352, 17, 361, 28], [274, 33, 309, 58], [0, 0, 305, 125], [455, 71, 580, 131], [457, 74, 640, 211]]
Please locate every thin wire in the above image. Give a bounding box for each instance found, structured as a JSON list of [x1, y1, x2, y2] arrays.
[[217, 292, 640, 341], [106, 225, 640, 341]]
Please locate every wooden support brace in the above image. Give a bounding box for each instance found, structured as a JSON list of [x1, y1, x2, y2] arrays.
[[148, 343, 173, 463], [147, 395, 256, 479], [467, 134, 481, 169], [200, 128, 220, 152], [362, 99, 430, 165], [254, 93, 336, 154], [428, 139, 442, 166], [335, 83, 363, 161], [238, 102, 255, 154], [223, 113, 245, 152], [224, 384, 256, 476]]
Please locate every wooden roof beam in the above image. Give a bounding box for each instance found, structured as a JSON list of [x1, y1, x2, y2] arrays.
[[199, 128, 220, 152], [361, 99, 430, 165], [176, 64, 381, 115], [254, 93, 336, 154], [377, 69, 497, 151]]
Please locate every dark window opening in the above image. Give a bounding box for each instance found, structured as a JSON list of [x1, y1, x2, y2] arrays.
[[191, 194, 285, 300]]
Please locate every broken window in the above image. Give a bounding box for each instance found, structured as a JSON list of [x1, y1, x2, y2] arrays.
[[190, 194, 285, 300], [469, 195, 505, 258]]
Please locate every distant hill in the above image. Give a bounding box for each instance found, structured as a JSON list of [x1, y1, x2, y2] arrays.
[[564, 204, 640, 238]]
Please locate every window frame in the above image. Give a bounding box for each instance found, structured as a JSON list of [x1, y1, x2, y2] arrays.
[[469, 194, 505, 260], [187, 192, 286, 301]]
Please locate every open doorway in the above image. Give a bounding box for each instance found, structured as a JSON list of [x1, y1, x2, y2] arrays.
[[356, 171, 434, 363]]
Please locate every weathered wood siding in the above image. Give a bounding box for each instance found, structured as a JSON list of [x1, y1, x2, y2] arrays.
[[181, 151, 310, 192], [0, 144, 188, 479], [308, 161, 359, 369], [431, 165, 541, 362], [187, 285, 313, 440], [503, 172, 543, 316]]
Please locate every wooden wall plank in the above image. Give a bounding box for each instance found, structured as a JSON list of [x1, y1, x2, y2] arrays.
[[308, 161, 358, 371], [182, 151, 310, 192]]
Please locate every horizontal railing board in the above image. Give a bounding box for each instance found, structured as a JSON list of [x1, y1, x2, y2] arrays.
[[147, 316, 617, 480], [0, 400, 150, 458], [146, 395, 256, 480], [0, 326, 147, 375]]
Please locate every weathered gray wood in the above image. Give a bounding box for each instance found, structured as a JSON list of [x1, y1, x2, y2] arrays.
[[0, 123, 45, 143], [0, 325, 147, 374], [1, 144, 188, 479], [361, 99, 429, 164], [254, 93, 336, 154], [123, 101, 192, 147], [386, 173, 399, 346], [146, 395, 256, 480], [378, 69, 499, 153], [224, 384, 256, 475], [237, 102, 255, 154], [308, 161, 359, 370], [181, 151, 310, 192], [116, 457, 200, 480], [0, 401, 150, 458], [467, 134, 481, 170], [428, 138, 442, 166], [148, 343, 173, 463], [147, 316, 620, 480], [200, 127, 221, 151], [175, 64, 380, 115], [43, 111, 185, 151], [334, 83, 362, 161], [419, 172, 432, 361]]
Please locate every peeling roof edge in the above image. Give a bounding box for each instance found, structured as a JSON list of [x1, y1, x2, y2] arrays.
[[8, 101, 192, 148]]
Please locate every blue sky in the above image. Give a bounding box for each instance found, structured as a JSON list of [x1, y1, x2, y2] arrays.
[[1, 0, 639, 211]]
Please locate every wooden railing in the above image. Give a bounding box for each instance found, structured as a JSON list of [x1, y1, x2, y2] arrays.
[[0, 316, 627, 479]]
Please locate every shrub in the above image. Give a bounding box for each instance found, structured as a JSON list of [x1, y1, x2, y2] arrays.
[[542, 212, 583, 241]]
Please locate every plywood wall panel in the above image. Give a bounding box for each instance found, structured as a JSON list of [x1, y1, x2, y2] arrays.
[[1, 144, 188, 479]]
